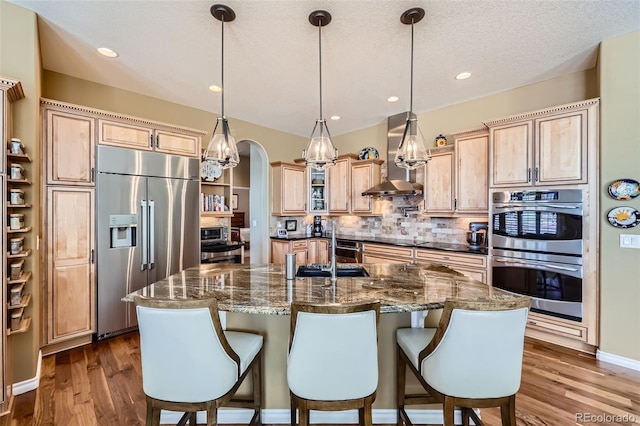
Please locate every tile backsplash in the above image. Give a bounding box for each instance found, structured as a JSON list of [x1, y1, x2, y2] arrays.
[[270, 198, 488, 244]]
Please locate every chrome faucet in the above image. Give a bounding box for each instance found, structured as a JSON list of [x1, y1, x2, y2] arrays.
[[321, 220, 337, 281]]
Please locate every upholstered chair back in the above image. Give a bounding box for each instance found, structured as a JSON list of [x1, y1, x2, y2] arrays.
[[420, 298, 530, 399], [136, 298, 238, 403], [287, 301, 380, 401]]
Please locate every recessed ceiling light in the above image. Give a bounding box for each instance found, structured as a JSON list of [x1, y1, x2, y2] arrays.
[[209, 85, 222, 92], [330, 115, 340, 120], [387, 96, 399, 103], [97, 47, 118, 58], [455, 72, 472, 80]]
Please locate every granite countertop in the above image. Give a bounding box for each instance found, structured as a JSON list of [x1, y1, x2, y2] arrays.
[[123, 263, 511, 314], [270, 234, 487, 255]]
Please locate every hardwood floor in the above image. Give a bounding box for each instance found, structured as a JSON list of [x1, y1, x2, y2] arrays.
[[4, 333, 640, 425]]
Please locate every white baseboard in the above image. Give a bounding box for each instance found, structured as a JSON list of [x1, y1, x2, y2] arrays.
[[597, 349, 640, 371], [12, 350, 42, 395], [162, 408, 465, 424]]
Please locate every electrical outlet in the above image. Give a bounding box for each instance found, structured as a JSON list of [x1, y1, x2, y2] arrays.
[[619, 234, 640, 249]]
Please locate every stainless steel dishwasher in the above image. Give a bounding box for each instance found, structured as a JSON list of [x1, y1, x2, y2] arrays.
[[335, 239, 363, 263]]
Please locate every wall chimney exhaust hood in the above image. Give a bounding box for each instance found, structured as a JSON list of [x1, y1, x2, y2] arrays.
[[362, 112, 424, 197]]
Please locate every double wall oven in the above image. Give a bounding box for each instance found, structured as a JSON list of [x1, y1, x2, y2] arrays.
[[491, 189, 584, 321]]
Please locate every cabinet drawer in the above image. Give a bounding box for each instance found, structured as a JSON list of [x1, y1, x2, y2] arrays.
[[526, 314, 588, 342], [414, 249, 487, 268], [362, 243, 413, 261], [291, 240, 308, 250]]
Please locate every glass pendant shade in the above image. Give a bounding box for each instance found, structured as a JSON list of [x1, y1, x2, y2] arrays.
[[395, 117, 430, 170], [303, 10, 338, 170], [203, 116, 239, 169], [395, 7, 430, 170], [304, 119, 338, 171]]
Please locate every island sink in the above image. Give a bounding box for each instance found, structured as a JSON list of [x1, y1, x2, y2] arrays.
[[296, 265, 370, 278]]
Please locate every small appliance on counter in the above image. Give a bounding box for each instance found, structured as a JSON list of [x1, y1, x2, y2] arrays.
[[467, 221, 488, 249], [313, 215, 323, 237]]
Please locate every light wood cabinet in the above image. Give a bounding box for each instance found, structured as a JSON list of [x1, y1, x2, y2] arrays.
[[424, 148, 455, 214], [486, 99, 598, 188], [98, 119, 200, 157], [45, 108, 95, 186], [454, 130, 489, 214], [327, 154, 355, 214], [414, 249, 487, 283], [350, 159, 383, 215], [271, 162, 306, 216], [45, 187, 96, 344], [327, 154, 382, 215], [307, 239, 329, 264], [423, 130, 489, 216], [361, 243, 414, 264], [271, 239, 308, 265]]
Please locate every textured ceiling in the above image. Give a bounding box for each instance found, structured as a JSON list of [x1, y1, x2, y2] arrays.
[[8, 0, 640, 137]]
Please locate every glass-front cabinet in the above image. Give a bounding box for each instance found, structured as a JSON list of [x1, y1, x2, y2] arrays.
[[308, 168, 327, 215]]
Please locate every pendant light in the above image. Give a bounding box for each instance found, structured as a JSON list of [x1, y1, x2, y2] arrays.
[[394, 7, 431, 170], [203, 4, 239, 169], [302, 10, 338, 171]]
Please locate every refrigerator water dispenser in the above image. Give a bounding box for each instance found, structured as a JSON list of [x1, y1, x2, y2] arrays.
[[109, 214, 137, 248]]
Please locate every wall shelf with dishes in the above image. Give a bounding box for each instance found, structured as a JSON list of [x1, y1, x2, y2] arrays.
[[6, 139, 32, 335], [200, 161, 234, 218]]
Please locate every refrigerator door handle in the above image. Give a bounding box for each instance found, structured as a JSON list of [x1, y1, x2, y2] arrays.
[[148, 200, 155, 269], [140, 200, 148, 271]]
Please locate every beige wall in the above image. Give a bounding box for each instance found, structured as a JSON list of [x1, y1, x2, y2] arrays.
[[599, 30, 640, 361], [0, 0, 42, 383], [42, 71, 307, 163], [334, 69, 597, 155]]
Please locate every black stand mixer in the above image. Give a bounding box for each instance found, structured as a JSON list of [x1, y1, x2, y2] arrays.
[[467, 222, 488, 249]]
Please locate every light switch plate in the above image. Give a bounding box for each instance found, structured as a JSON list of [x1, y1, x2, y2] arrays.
[[620, 234, 640, 249]]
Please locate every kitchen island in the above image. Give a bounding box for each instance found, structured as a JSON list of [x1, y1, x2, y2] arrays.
[[124, 262, 512, 423]]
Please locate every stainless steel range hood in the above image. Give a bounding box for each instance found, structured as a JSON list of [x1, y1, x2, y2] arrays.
[[362, 112, 424, 197]]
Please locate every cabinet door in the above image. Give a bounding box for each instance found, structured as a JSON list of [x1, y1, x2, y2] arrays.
[[424, 151, 454, 214], [455, 134, 488, 214], [155, 130, 200, 157], [272, 163, 306, 215], [328, 158, 350, 214], [351, 163, 375, 214], [308, 240, 328, 264], [46, 110, 95, 186], [98, 119, 153, 151], [271, 240, 289, 264], [535, 110, 587, 184], [293, 248, 308, 266], [46, 187, 95, 343], [489, 121, 532, 187]]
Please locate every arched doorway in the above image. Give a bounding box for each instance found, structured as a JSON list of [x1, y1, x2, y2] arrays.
[[236, 140, 269, 264]]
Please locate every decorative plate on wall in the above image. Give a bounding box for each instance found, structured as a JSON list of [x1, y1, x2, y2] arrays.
[[201, 162, 222, 182], [358, 147, 379, 160], [607, 206, 640, 228], [607, 178, 640, 200]]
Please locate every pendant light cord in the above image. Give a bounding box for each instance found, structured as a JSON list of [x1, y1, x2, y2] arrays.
[[221, 15, 225, 118], [318, 22, 323, 120], [409, 17, 414, 115]]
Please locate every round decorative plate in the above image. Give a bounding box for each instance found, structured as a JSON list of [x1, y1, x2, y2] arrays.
[[358, 147, 379, 160], [607, 206, 640, 229], [201, 162, 222, 182], [608, 178, 640, 200], [435, 134, 447, 147]]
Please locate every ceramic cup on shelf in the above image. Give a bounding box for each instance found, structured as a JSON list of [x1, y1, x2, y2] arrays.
[[10, 138, 24, 155], [10, 163, 24, 180]]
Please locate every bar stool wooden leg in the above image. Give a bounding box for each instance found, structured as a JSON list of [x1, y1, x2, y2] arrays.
[[396, 346, 407, 426]]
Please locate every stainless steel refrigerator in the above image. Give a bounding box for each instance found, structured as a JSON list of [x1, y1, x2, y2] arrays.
[[96, 146, 199, 340]]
